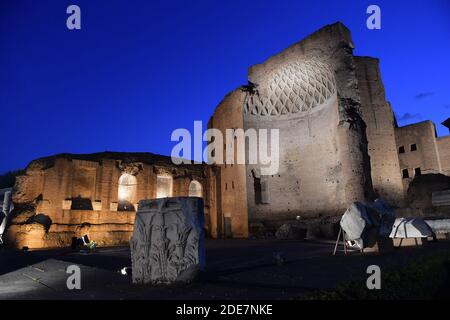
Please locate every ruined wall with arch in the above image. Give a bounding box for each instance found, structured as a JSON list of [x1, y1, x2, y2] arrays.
[[8, 152, 216, 249], [189, 180, 203, 197]]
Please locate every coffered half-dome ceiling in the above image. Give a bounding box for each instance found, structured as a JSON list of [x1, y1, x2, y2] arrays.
[[244, 58, 337, 117]]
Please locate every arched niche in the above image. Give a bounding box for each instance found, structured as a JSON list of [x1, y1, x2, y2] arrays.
[[189, 180, 203, 198], [118, 173, 137, 211], [156, 174, 173, 199]]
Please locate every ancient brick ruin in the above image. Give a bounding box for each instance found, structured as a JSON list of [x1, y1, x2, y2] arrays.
[[7, 153, 216, 248], [209, 22, 450, 238], [6, 22, 450, 248]]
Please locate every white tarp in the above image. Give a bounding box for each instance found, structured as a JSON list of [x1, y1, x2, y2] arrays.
[[0, 211, 6, 244], [0, 190, 13, 244], [424, 219, 450, 235], [340, 202, 370, 241], [340, 199, 395, 248], [389, 218, 433, 238]]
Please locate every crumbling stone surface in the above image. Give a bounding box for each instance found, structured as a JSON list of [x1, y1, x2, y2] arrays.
[[7, 152, 213, 249], [6, 222, 133, 249], [407, 174, 450, 210], [355, 57, 405, 207], [249, 221, 276, 239], [250, 216, 340, 240], [275, 224, 307, 240], [130, 197, 205, 284], [9, 202, 37, 224]]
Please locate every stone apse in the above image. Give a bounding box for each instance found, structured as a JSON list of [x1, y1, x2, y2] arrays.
[[210, 22, 375, 235], [209, 22, 450, 235]]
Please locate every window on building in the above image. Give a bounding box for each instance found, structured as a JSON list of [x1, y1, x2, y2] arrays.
[[414, 167, 422, 177], [224, 216, 232, 238], [398, 146, 405, 154], [188, 180, 202, 197], [71, 195, 93, 210], [232, 181, 235, 189], [261, 180, 269, 204], [254, 177, 269, 204], [254, 177, 262, 204], [156, 174, 173, 198], [402, 169, 409, 179], [118, 173, 137, 211], [410, 144, 417, 152]]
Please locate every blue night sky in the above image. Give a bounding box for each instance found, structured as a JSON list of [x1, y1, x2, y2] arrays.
[[1, 0, 449, 173]]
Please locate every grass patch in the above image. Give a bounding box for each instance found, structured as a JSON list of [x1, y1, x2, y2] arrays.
[[303, 253, 450, 300]]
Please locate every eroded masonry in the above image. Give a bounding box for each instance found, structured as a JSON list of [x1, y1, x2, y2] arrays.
[[6, 22, 450, 248]]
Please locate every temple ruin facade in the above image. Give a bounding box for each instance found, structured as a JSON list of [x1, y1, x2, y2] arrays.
[[6, 22, 450, 248]]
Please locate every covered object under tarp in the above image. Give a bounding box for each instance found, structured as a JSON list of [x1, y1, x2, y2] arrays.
[[389, 218, 434, 239], [340, 199, 395, 249]]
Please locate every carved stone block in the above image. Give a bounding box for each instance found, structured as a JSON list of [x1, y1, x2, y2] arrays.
[[130, 197, 205, 284]]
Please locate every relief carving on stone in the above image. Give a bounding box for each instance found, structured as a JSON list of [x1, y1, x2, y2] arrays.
[[118, 161, 143, 175], [130, 197, 205, 284]]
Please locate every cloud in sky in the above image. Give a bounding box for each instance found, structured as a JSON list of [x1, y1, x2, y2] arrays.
[[397, 112, 423, 122], [415, 92, 435, 99]]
